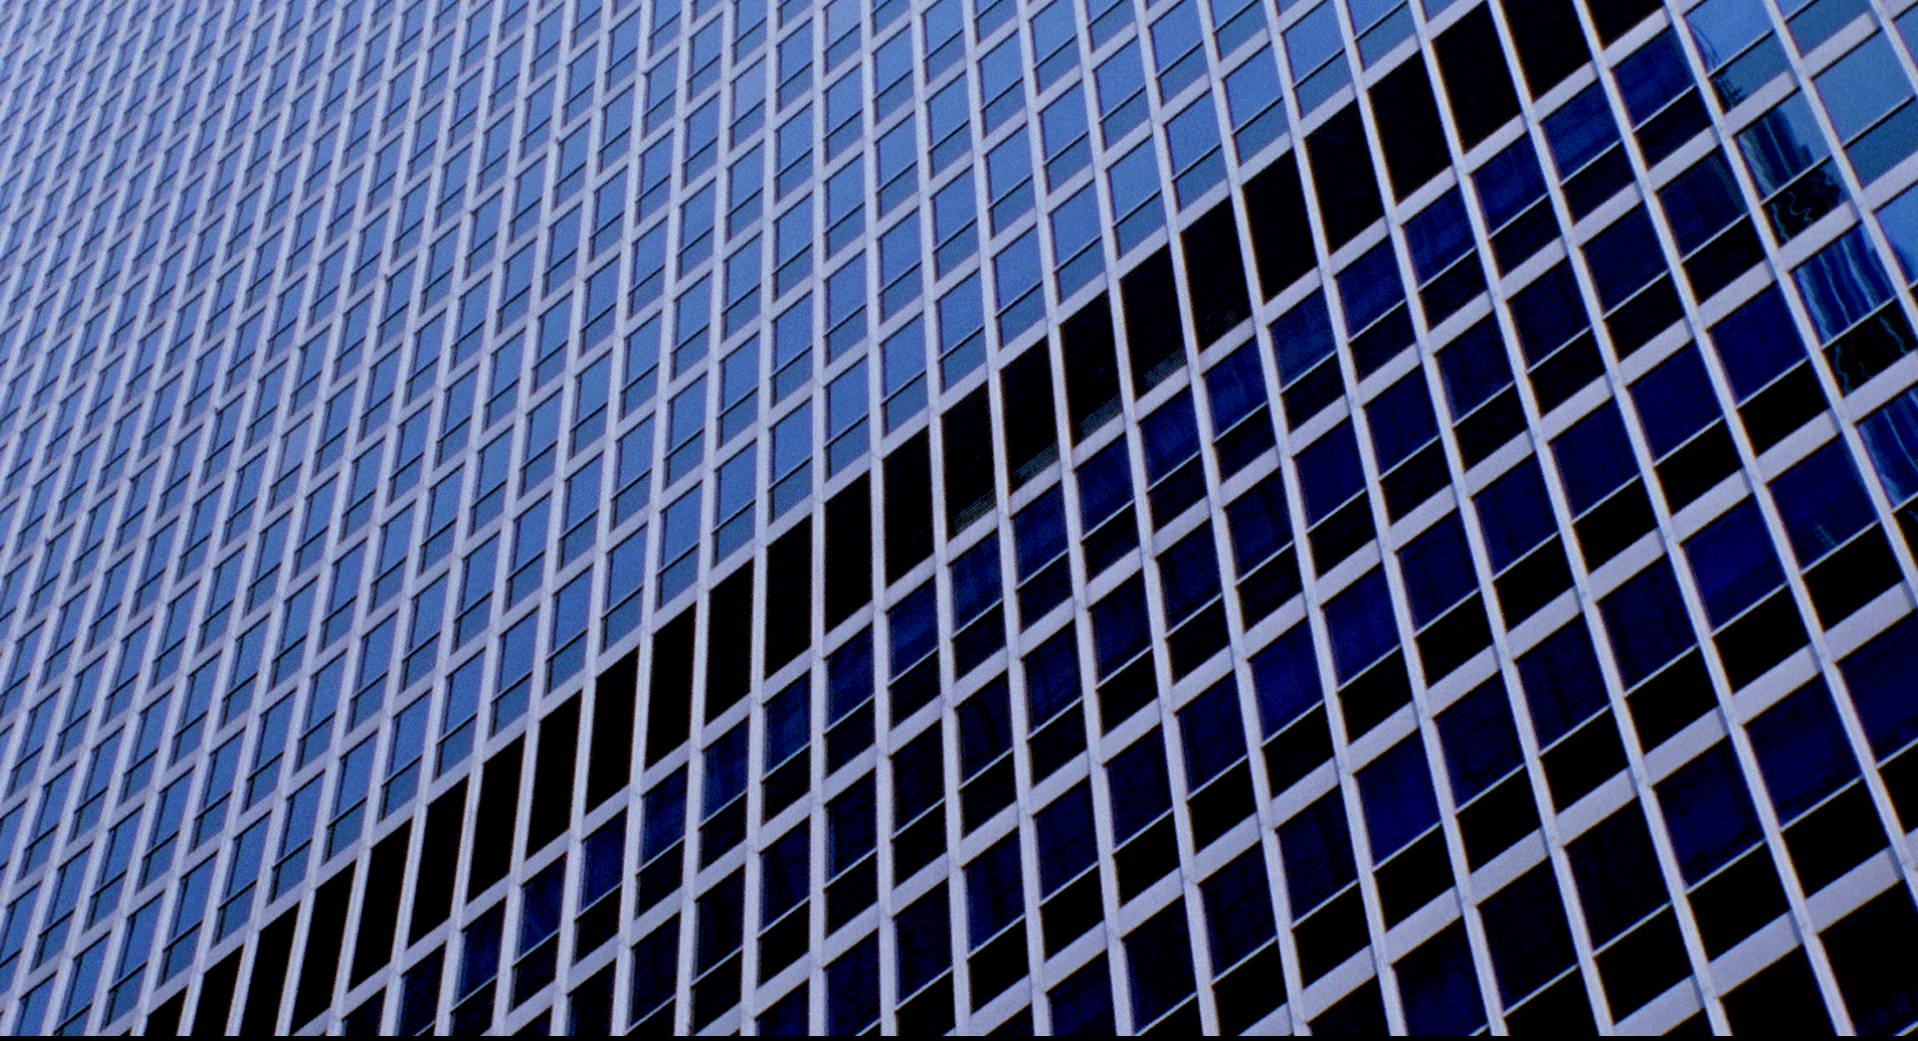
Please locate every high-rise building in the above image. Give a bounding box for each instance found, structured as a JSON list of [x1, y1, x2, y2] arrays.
[[4, 0, 1918, 1034]]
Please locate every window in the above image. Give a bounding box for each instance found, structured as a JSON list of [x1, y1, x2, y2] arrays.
[[1041, 87, 1091, 188], [1814, 34, 1918, 185], [879, 216, 920, 319], [987, 132, 1033, 233], [1793, 228, 1915, 391], [1165, 99, 1224, 208], [979, 35, 1024, 132], [1349, 0, 1414, 65], [827, 359, 868, 475], [1151, 0, 1205, 98], [1107, 140, 1163, 255], [933, 173, 977, 277], [1287, 2, 1348, 115], [1096, 43, 1148, 150], [1050, 187, 1102, 298], [1686, 0, 1790, 107], [928, 79, 970, 173], [1224, 49, 1285, 160], [994, 231, 1043, 341]]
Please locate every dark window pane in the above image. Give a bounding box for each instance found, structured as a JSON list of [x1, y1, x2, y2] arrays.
[[1655, 742, 1763, 884]]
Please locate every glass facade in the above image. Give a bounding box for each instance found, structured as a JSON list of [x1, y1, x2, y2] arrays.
[[0, 0, 1917, 1033]]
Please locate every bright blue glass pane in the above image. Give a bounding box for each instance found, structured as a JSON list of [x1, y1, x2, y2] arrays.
[[1686, 0, 1771, 67], [1814, 35, 1915, 142], [1876, 183, 1918, 284]]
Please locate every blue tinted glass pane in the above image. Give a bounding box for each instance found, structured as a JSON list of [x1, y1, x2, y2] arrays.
[[1107, 733, 1172, 836], [1337, 242, 1403, 331], [1581, 208, 1664, 311], [1078, 439, 1134, 525], [1474, 458, 1555, 570], [1178, 679, 1248, 786], [1226, 474, 1291, 570], [1614, 31, 1694, 124], [1859, 386, 1918, 504], [1357, 738, 1439, 859], [1250, 624, 1322, 733], [1837, 614, 1918, 757], [829, 631, 874, 717], [965, 837, 1023, 938], [1737, 93, 1830, 195], [1598, 559, 1695, 686], [1348, 0, 1395, 27], [1768, 441, 1873, 563], [1473, 139, 1545, 228], [951, 536, 1002, 621], [1437, 318, 1512, 415], [1092, 578, 1151, 675], [1814, 36, 1914, 142], [1205, 344, 1268, 430], [1542, 85, 1620, 173], [1793, 228, 1894, 340], [1628, 345, 1720, 457], [1276, 793, 1355, 910], [1435, 678, 1522, 801], [1654, 742, 1762, 883], [1549, 402, 1637, 514], [1159, 525, 1223, 619], [1364, 371, 1438, 467], [1015, 487, 1068, 575], [1225, 50, 1283, 128], [1396, 925, 1487, 1034], [1509, 264, 1586, 363], [1272, 292, 1337, 381], [1036, 785, 1097, 892], [1140, 392, 1201, 480], [1565, 807, 1669, 945], [1404, 188, 1473, 282], [1658, 153, 1744, 254], [1746, 679, 1859, 819], [1515, 621, 1608, 746], [1478, 866, 1576, 1006], [994, 232, 1042, 310], [1324, 568, 1397, 681], [1284, 2, 1342, 75], [1682, 500, 1785, 627], [1397, 513, 1474, 627], [1025, 627, 1083, 721], [1050, 957, 1115, 1034], [1687, 0, 1771, 67], [1201, 851, 1277, 969], [1166, 99, 1222, 171], [1877, 183, 1918, 284], [1707, 287, 1806, 397], [1296, 422, 1365, 522]]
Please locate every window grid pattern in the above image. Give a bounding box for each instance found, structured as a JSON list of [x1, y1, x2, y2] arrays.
[[0, 0, 1913, 1035]]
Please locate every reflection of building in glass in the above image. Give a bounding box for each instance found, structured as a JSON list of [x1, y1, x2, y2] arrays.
[[3, 0, 1918, 1035]]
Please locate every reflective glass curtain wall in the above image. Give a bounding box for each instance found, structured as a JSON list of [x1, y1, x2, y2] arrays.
[[0, 0, 1917, 1034]]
